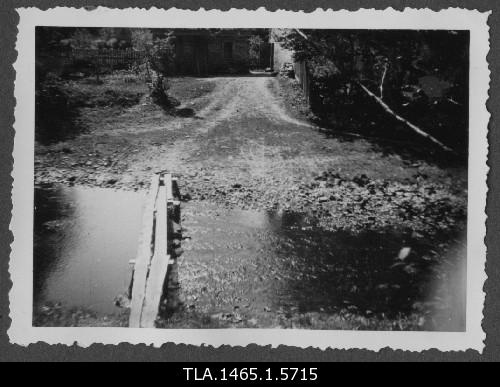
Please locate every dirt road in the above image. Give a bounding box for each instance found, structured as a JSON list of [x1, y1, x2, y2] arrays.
[[36, 75, 465, 221], [35, 75, 467, 329]]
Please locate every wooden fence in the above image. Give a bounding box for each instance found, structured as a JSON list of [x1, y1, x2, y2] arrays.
[[40, 48, 147, 70], [294, 60, 311, 104], [70, 48, 146, 66]]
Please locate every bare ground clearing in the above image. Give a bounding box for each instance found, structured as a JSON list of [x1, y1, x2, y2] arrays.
[[35, 75, 466, 232]]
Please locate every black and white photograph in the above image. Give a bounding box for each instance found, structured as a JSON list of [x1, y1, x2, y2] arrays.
[[8, 7, 489, 351]]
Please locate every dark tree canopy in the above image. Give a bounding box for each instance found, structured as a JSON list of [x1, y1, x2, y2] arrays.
[[276, 29, 469, 154]]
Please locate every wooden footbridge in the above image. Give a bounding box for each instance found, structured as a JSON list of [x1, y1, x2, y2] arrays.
[[128, 172, 182, 328]]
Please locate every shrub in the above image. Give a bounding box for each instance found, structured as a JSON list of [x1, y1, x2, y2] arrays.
[[35, 73, 87, 144], [276, 30, 469, 154]]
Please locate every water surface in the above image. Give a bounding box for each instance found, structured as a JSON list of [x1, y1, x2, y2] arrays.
[[34, 185, 145, 316]]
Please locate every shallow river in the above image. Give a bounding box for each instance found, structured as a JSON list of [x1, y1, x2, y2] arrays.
[[34, 185, 145, 316], [33, 184, 464, 330]]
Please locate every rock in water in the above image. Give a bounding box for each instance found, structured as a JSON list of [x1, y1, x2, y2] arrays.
[[398, 247, 412, 260], [114, 294, 131, 309]]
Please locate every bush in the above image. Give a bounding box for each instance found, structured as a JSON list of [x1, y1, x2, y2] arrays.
[[276, 30, 469, 154], [35, 73, 87, 144], [137, 32, 177, 109]]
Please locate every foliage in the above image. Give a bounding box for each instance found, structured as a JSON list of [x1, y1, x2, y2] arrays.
[[131, 28, 154, 51], [70, 28, 95, 49], [60, 28, 134, 49], [276, 29, 469, 153], [35, 70, 148, 144], [143, 31, 177, 107], [35, 73, 87, 144], [36, 27, 136, 52], [97, 27, 132, 49]]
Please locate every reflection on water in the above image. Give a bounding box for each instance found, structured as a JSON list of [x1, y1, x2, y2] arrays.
[[180, 202, 466, 331], [34, 185, 145, 316], [182, 205, 405, 313]]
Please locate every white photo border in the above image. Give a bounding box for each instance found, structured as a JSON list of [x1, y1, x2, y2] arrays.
[[9, 7, 490, 351]]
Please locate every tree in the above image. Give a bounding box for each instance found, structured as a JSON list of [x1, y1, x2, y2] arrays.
[[98, 27, 132, 49], [139, 31, 177, 107], [131, 28, 153, 51], [276, 29, 468, 153], [70, 28, 105, 82], [70, 28, 95, 49]]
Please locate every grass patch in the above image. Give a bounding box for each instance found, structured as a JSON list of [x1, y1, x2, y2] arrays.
[[270, 75, 316, 122], [168, 77, 217, 102], [33, 303, 129, 327], [36, 72, 148, 144], [35, 73, 218, 144], [69, 73, 147, 108]]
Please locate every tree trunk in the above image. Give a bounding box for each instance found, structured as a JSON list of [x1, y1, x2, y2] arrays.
[[358, 82, 454, 153]]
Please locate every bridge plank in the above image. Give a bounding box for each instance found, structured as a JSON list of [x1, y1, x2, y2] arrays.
[[129, 174, 160, 328], [165, 173, 173, 201], [140, 178, 170, 327]]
